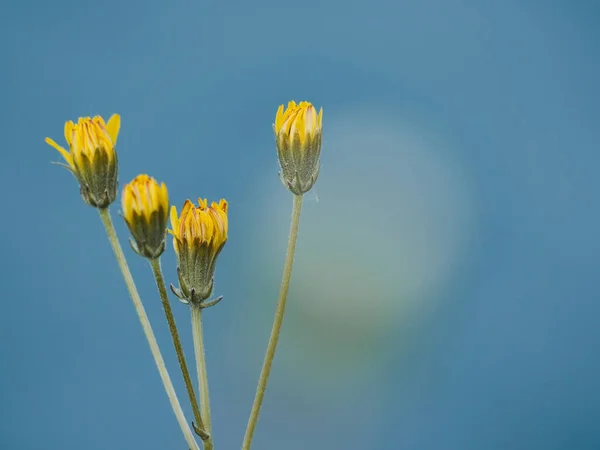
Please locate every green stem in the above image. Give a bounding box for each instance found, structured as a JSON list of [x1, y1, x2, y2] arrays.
[[242, 194, 304, 450], [149, 258, 209, 442], [191, 305, 214, 450], [98, 208, 200, 450]]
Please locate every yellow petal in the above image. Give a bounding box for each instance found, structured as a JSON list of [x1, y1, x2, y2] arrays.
[[93, 115, 106, 125], [170, 205, 180, 238], [122, 186, 135, 223], [294, 107, 306, 143], [45, 137, 74, 167], [181, 199, 194, 217], [211, 204, 228, 241], [274, 104, 285, 135], [64, 121, 76, 147], [160, 183, 169, 211], [197, 198, 208, 210], [304, 105, 317, 135], [106, 114, 121, 146]]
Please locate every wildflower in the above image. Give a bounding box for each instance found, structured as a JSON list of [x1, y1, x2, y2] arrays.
[[45, 114, 121, 208], [122, 174, 169, 259], [274, 101, 322, 195], [169, 198, 228, 307]]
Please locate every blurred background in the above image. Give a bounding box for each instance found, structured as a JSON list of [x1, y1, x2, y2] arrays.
[[1, 0, 599, 449]]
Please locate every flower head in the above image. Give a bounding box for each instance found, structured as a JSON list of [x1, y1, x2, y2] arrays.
[[46, 114, 121, 208], [274, 101, 322, 195], [169, 198, 228, 306], [122, 174, 169, 259]]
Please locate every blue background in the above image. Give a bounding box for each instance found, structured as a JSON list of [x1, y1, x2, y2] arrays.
[[1, 0, 599, 449]]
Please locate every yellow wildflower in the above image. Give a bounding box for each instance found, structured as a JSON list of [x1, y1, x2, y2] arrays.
[[122, 174, 169, 259], [274, 101, 322, 195], [45, 114, 121, 208], [169, 198, 228, 306]]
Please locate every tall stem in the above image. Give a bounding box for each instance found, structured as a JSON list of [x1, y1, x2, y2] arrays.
[[149, 258, 209, 441], [98, 208, 200, 450], [191, 305, 214, 450], [242, 194, 304, 450]]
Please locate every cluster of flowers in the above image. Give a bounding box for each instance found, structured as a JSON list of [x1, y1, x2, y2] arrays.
[[45, 100, 323, 449], [46, 113, 230, 298]]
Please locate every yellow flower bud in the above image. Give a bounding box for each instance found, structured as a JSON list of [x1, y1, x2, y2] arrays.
[[46, 114, 121, 208], [274, 101, 323, 195], [121, 174, 169, 259], [169, 198, 228, 306]]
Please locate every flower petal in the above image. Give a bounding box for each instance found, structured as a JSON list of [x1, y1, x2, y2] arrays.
[[64, 121, 76, 147], [274, 104, 285, 135], [45, 137, 74, 167], [169, 205, 180, 237], [106, 114, 121, 146]]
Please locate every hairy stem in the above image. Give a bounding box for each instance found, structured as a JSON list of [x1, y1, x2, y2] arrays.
[[149, 258, 209, 441], [242, 194, 304, 450], [191, 305, 214, 450], [98, 208, 199, 450]]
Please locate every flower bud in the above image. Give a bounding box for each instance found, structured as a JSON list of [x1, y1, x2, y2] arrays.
[[46, 114, 120, 208], [122, 174, 169, 259], [274, 101, 322, 195], [169, 198, 228, 307]]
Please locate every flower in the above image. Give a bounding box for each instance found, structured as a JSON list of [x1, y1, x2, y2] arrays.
[[45, 114, 121, 208], [274, 101, 323, 195], [122, 174, 169, 259], [169, 198, 229, 306]]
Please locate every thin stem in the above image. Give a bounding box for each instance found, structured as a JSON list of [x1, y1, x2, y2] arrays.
[[191, 305, 214, 450], [242, 194, 304, 450], [149, 258, 209, 441], [98, 208, 200, 450]]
